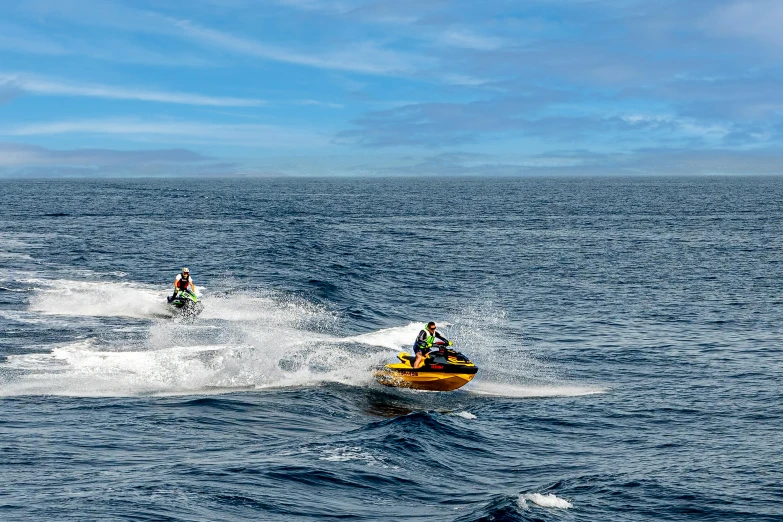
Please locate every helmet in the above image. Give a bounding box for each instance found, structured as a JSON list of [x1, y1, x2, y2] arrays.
[[182, 267, 190, 275]]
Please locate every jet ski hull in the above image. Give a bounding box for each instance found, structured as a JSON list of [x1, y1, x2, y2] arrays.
[[375, 367, 476, 391], [375, 350, 478, 392], [167, 290, 203, 319]]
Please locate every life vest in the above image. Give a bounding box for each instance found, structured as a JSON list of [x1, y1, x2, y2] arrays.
[[422, 329, 435, 348], [176, 274, 191, 290]]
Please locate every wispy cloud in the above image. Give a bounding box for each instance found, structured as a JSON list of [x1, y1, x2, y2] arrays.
[[0, 81, 23, 104], [0, 73, 264, 106], [294, 99, 345, 109], [272, 0, 429, 24], [19, 0, 426, 75], [20, 0, 171, 35], [13, 1, 474, 82], [2, 118, 330, 148], [0, 141, 209, 168], [335, 94, 741, 149], [335, 92, 567, 147], [272, 0, 352, 15], [0, 21, 211, 66], [436, 29, 509, 50], [271, 1, 509, 51], [705, 0, 783, 51], [0, 22, 69, 56], [172, 19, 427, 75]]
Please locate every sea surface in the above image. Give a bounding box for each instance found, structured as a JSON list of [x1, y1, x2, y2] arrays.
[[1, 176, 781, 521]]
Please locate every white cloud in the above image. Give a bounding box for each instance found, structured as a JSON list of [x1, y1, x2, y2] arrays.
[[294, 99, 345, 109], [439, 73, 490, 86], [619, 113, 730, 138], [437, 29, 509, 50], [0, 73, 264, 106]]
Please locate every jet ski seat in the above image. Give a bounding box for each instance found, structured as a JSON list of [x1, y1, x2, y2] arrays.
[[397, 353, 416, 366]]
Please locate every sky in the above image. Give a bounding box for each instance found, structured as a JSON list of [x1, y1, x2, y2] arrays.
[[1, 0, 783, 177]]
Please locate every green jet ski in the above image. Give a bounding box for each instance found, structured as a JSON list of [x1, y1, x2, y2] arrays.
[[166, 289, 203, 319]]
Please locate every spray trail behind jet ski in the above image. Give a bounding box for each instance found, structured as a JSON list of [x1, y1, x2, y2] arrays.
[[2, 278, 603, 397]]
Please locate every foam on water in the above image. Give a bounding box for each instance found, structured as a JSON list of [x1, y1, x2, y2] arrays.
[[0, 277, 377, 396], [319, 446, 389, 467], [0, 309, 77, 327], [518, 493, 573, 509], [0, 252, 34, 260], [0, 278, 598, 398], [29, 279, 170, 318], [0, 342, 384, 397], [469, 381, 606, 398], [0, 232, 41, 251]]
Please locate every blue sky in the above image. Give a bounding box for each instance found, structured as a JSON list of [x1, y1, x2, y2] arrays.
[[1, 0, 783, 176]]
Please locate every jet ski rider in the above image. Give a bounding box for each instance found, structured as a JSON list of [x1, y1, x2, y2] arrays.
[[412, 321, 453, 369], [169, 267, 196, 302]]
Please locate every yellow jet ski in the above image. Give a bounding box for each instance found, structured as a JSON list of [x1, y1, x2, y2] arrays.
[[375, 346, 478, 392]]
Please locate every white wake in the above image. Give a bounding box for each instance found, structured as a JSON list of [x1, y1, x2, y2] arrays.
[[0, 280, 604, 398]]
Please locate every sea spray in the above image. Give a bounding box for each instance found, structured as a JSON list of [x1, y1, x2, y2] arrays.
[[5, 279, 594, 398], [29, 279, 168, 318]]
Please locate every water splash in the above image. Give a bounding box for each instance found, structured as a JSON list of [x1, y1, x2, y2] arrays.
[[0, 280, 602, 398], [29, 279, 169, 318], [518, 493, 573, 509]]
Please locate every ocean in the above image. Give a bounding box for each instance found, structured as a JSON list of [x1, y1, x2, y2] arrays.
[[1, 176, 781, 521]]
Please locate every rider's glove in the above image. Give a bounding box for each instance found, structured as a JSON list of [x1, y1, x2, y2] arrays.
[[447, 340, 453, 346]]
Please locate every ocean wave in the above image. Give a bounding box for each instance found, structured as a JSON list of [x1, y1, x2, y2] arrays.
[[519, 492, 573, 509]]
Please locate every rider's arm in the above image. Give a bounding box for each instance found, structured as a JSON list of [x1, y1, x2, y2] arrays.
[[435, 331, 450, 344], [414, 330, 428, 349], [189, 279, 196, 294], [174, 274, 182, 289], [435, 332, 451, 346]]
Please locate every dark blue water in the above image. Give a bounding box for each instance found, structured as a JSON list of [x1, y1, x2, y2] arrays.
[[1, 177, 782, 521]]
